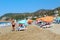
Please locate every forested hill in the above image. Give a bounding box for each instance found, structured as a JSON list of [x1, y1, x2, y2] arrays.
[[0, 7, 60, 20]]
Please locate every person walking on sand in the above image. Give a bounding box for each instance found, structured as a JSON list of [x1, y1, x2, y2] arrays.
[[11, 19, 16, 31]]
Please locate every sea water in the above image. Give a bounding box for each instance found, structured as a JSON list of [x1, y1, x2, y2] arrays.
[[0, 22, 11, 28]]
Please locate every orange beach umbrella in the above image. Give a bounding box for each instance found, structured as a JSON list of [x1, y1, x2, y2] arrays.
[[36, 16, 54, 23], [41, 16, 54, 22], [28, 19, 33, 24]]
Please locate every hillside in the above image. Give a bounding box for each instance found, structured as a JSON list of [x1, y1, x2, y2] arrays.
[[0, 7, 60, 20]]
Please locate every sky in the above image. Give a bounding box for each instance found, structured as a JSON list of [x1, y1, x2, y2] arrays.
[[0, 0, 60, 16]]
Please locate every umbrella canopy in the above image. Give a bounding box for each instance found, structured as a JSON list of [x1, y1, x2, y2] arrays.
[[27, 19, 33, 24], [18, 20, 28, 26], [42, 16, 54, 22], [36, 17, 44, 21], [18, 20, 27, 24], [28, 19, 33, 22], [56, 17, 60, 20], [36, 16, 54, 23]]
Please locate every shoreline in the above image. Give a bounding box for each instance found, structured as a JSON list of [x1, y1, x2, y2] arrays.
[[0, 21, 10, 22]]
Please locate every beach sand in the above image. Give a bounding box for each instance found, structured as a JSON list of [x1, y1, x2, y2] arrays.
[[0, 26, 12, 35], [0, 25, 60, 40], [46, 24, 60, 34]]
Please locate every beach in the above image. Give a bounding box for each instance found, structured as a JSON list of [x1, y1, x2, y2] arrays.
[[0, 26, 12, 35], [0, 24, 60, 40], [0, 0, 60, 40], [46, 24, 60, 34]]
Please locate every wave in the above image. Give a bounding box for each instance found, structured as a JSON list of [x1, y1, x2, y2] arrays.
[[0, 23, 11, 27]]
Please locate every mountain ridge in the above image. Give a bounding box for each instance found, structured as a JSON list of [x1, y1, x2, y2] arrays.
[[0, 7, 60, 20]]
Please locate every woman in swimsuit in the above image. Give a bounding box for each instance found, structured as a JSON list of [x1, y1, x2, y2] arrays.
[[11, 20, 16, 31]]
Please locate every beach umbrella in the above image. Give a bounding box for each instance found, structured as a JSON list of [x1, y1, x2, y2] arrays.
[[36, 17, 44, 21], [27, 19, 33, 24], [28, 19, 33, 22], [55, 17, 60, 23], [38, 17, 44, 21], [56, 17, 60, 20], [36, 16, 54, 23], [42, 16, 54, 23], [18, 20, 28, 26], [54, 17, 60, 21], [18, 20, 27, 24]]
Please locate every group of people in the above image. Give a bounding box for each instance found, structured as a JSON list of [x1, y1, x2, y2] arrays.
[[36, 20, 52, 28], [11, 19, 26, 31]]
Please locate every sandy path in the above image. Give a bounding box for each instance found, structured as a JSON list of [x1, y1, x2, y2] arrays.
[[0, 25, 60, 40]]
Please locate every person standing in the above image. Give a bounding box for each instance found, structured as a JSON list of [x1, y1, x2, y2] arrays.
[[11, 19, 16, 31]]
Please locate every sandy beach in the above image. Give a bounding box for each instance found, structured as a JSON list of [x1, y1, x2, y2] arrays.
[[46, 24, 60, 34], [0, 26, 12, 35], [0, 24, 60, 40]]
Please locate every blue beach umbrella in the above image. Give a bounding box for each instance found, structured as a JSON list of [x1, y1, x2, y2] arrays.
[[18, 20, 28, 26], [55, 17, 60, 23], [18, 20, 26, 24], [56, 17, 60, 20]]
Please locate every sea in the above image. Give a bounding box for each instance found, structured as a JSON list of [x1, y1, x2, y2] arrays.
[[0, 22, 11, 27]]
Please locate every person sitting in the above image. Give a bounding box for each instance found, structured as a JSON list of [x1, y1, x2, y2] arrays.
[[16, 24, 25, 31]]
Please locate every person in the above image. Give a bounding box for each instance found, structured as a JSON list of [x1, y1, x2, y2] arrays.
[[16, 24, 26, 31], [11, 20, 16, 31]]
